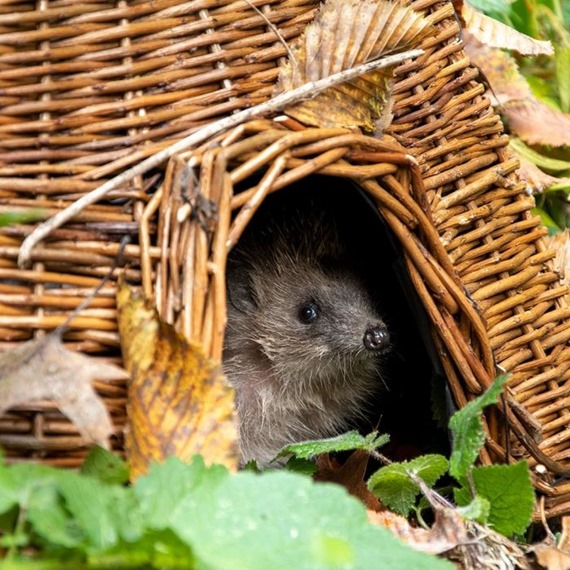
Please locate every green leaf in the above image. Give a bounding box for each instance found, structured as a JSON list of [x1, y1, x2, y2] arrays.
[[171, 470, 453, 570], [449, 375, 508, 480], [455, 463, 534, 537], [0, 463, 77, 553], [80, 446, 129, 486], [284, 456, 318, 476], [510, 138, 570, 173], [468, 0, 512, 20], [556, 46, 570, 113], [454, 493, 491, 525], [58, 471, 127, 551], [134, 455, 228, 530], [532, 207, 561, 234], [0, 210, 45, 227], [367, 455, 449, 517], [0, 463, 21, 515], [278, 431, 389, 460]]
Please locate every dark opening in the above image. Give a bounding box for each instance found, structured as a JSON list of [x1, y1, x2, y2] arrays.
[[230, 173, 450, 461]]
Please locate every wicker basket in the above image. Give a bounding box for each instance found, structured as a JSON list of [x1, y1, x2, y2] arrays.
[[1, 0, 569, 518]]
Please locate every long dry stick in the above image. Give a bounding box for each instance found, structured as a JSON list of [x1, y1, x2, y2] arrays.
[[18, 49, 423, 267]]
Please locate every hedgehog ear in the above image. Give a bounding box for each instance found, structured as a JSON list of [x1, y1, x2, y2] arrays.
[[226, 262, 258, 314]]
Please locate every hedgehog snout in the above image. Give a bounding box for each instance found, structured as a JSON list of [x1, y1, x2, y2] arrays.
[[363, 324, 390, 353]]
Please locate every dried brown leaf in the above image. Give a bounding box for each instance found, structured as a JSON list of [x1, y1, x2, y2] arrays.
[[0, 333, 123, 448], [461, 2, 553, 55], [464, 33, 570, 147], [314, 450, 381, 511], [463, 33, 532, 105], [277, 0, 434, 131], [369, 507, 467, 556], [534, 544, 570, 570], [544, 230, 570, 305], [116, 281, 238, 480], [516, 154, 570, 193], [502, 100, 570, 147], [531, 517, 570, 570]]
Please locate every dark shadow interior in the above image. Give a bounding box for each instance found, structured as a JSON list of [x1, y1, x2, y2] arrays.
[[231, 173, 451, 460]]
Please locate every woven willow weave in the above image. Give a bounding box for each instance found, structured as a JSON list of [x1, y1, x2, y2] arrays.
[[0, 0, 568, 517]]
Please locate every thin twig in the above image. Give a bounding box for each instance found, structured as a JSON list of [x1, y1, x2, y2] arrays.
[[243, 0, 298, 72], [53, 236, 130, 337], [18, 48, 423, 267]]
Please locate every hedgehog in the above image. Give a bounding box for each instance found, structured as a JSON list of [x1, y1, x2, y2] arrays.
[[223, 182, 390, 466]]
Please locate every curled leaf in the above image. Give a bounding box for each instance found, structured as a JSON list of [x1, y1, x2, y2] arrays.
[[116, 281, 238, 480], [461, 2, 553, 56], [464, 34, 570, 148], [276, 0, 434, 131]]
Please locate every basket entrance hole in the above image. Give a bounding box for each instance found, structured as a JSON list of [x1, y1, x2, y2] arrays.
[[229, 173, 450, 460]]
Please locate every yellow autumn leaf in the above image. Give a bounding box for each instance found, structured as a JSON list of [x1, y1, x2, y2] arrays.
[[116, 280, 238, 479]]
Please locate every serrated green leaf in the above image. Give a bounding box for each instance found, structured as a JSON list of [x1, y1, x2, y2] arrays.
[[454, 493, 491, 524], [285, 457, 318, 476], [80, 446, 129, 486], [134, 455, 228, 530], [58, 471, 125, 551], [449, 375, 508, 480], [26, 483, 82, 549], [0, 463, 75, 553], [171, 470, 452, 570], [459, 463, 534, 537], [278, 431, 389, 460], [367, 454, 449, 516], [0, 464, 20, 515]]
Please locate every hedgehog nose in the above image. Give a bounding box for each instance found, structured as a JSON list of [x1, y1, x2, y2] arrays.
[[363, 325, 390, 352]]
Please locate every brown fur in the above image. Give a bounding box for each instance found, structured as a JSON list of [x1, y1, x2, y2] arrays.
[[223, 186, 390, 466]]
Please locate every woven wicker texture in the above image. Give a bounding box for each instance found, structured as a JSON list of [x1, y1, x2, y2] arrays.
[[0, 0, 569, 517]]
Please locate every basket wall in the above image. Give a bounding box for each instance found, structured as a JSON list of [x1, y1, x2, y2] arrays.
[[0, 0, 569, 517]]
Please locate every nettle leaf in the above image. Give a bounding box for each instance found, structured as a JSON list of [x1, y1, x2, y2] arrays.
[[455, 463, 534, 538], [449, 375, 508, 481], [285, 457, 318, 476], [454, 493, 491, 525], [0, 463, 20, 515], [171, 470, 452, 570], [81, 446, 130, 486], [367, 454, 449, 516], [27, 483, 83, 550], [0, 463, 71, 550], [58, 471, 135, 551], [134, 455, 228, 530], [277, 430, 389, 460]]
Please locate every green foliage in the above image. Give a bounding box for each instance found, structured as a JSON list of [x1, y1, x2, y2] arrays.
[[0, 375, 536, 566], [80, 446, 130, 485], [367, 455, 449, 516], [0, 210, 45, 228], [454, 463, 535, 537], [448, 375, 508, 481], [445, 376, 534, 537], [364, 375, 533, 536], [278, 430, 389, 460], [476, 0, 570, 230], [0, 454, 450, 570]]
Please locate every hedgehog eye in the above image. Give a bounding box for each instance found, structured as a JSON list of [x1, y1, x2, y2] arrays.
[[298, 303, 319, 324]]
